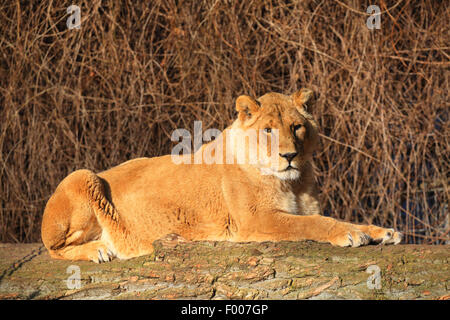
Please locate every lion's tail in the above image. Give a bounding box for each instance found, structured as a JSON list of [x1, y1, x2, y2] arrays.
[[85, 171, 141, 258]]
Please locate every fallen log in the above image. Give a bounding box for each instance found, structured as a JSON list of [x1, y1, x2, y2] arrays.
[[0, 239, 448, 300]]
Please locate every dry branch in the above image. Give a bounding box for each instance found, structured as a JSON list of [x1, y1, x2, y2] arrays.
[[0, 1, 448, 244]]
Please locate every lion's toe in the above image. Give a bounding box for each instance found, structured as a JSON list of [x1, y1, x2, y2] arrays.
[[380, 230, 402, 245], [368, 227, 403, 245], [91, 246, 115, 263], [329, 228, 371, 247]]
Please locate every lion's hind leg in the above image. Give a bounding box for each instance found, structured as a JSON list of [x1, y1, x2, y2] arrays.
[[41, 169, 119, 263]]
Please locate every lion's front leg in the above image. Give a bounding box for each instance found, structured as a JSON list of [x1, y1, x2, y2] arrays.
[[245, 213, 400, 247]]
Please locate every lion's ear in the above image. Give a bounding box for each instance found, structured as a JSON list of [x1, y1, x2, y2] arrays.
[[236, 95, 260, 121], [291, 88, 314, 113]]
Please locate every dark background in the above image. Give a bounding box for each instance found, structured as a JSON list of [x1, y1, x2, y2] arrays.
[[0, 0, 448, 244]]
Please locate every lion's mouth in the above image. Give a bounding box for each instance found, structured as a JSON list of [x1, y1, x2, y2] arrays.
[[280, 164, 298, 172]]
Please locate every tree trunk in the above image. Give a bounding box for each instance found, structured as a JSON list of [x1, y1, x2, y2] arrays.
[[0, 239, 448, 300]]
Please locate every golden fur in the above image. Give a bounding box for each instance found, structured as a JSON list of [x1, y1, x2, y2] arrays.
[[41, 89, 402, 263]]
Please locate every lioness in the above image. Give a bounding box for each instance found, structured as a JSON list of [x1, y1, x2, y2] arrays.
[[41, 89, 402, 263]]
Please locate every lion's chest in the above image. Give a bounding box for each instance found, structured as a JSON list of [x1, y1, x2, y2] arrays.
[[276, 190, 299, 215]]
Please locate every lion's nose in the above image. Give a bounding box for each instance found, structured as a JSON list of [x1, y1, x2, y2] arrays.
[[279, 152, 298, 163]]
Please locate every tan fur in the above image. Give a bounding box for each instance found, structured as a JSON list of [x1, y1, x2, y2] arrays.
[[41, 89, 402, 263]]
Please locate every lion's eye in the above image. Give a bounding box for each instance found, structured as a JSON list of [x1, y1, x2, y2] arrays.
[[294, 124, 303, 131], [264, 128, 272, 134]]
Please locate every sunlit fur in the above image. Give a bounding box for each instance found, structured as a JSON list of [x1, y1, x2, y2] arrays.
[[41, 89, 402, 263]]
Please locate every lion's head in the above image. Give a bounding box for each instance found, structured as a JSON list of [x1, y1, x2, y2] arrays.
[[230, 89, 319, 180]]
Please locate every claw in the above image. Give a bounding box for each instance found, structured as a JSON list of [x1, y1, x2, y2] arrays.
[[380, 228, 395, 244], [363, 233, 372, 245], [97, 249, 110, 263], [98, 249, 104, 263], [348, 233, 354, 247], [393, 232, 403, 244]]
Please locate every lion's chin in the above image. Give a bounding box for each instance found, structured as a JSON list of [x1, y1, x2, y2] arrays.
[[259, 167, 301, 180], [275, 169, 301, 180]]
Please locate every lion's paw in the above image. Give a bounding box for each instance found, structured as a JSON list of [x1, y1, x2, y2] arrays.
[[328, 227, 372, 247], [92, 247, 115, 264], [372, 227, 402, 245], [355, 225, 403, 245]]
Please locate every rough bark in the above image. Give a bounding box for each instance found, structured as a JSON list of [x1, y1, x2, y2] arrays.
[[0, 239, 448, 300]]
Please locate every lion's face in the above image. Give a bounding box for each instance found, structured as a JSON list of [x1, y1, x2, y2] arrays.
[[233, 89, 318, 180]]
